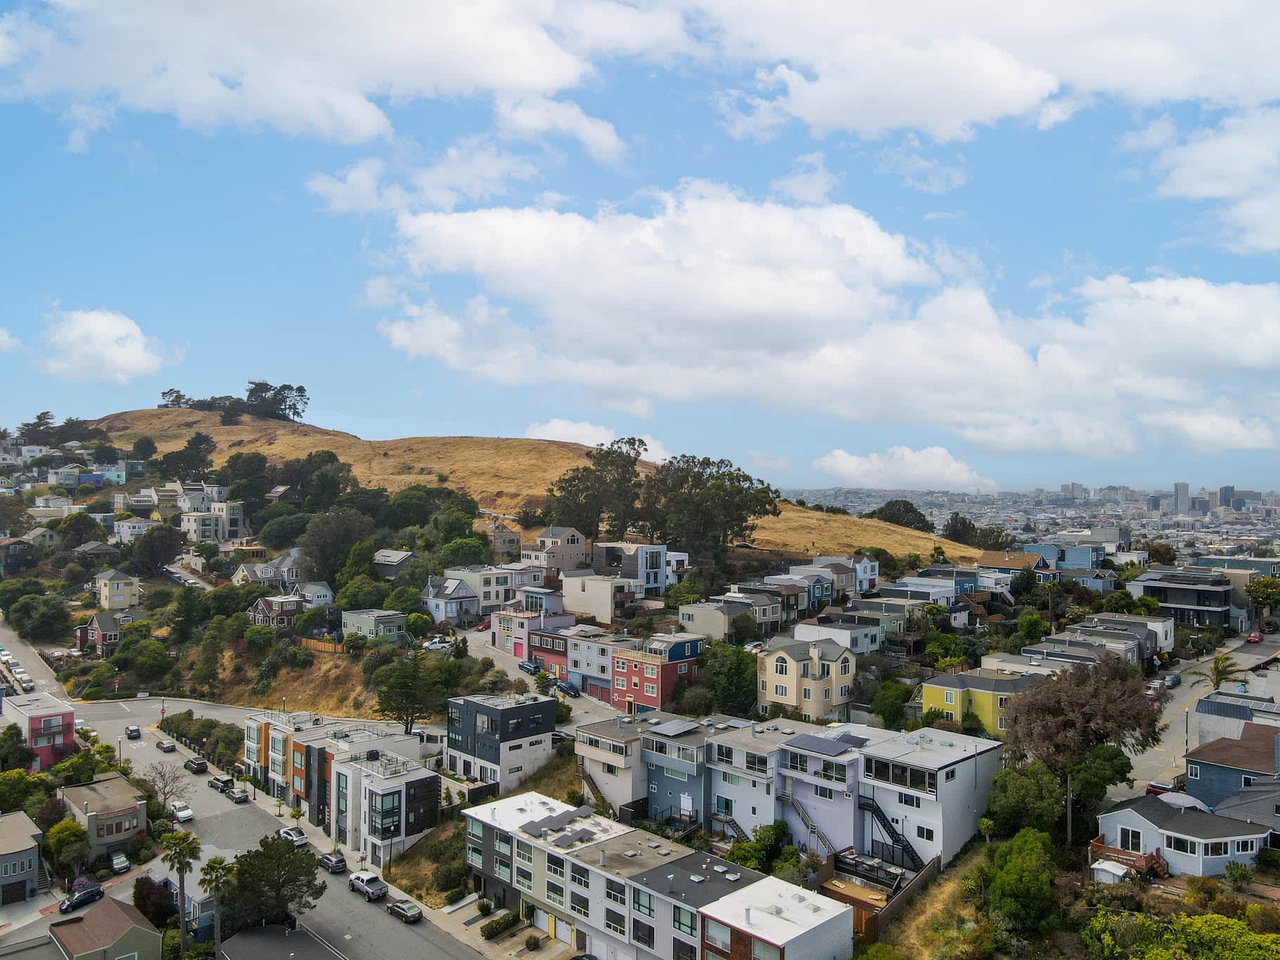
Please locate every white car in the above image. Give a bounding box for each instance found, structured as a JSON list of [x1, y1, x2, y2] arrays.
[[277, 827, 308, 847], [422, 637, 452, 651], [171, 802, 194, 823]]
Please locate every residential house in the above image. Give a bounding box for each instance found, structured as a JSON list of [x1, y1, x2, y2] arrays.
[[699, 875, 854, 960], [490, 587, 575, 660], [247, 594, 306, 632], [1058, 568, 1118, 594], [60, 774, 147, 859], [21, 527, 59, 550], [735, 581, 808, 625], [371, 549, 414, 581], [767, 573, 834, 613], [264, 485, 301, 506], [639, 714, 740, 828], [0, 538, 37, 578], [231, 549, 305, 589], [1197, 555, 1280, 578], [521, 526, 591, 573], [592, 541, 669, 596], [707, 592, 782, 635], [756, 637, 856, 722], [1184, 722, 1279, 808], [919, 669, 1036, 737], [94, 569, 141, 610], [113, 517, 161, 543], [289, 581, 334, 609], [151, 846, 235, 943], [575, 714, 651, 818], [678, 600, 750, 642], [666, 551, 691, 584], [47, 463, 87, 488], [914, 565, 981, 595], [561, 573, 644, 625], [48, 896, 161, 960], [330, 750, 438, 869], [976, 550, 1058, 584], [76, 607, 146, 658], [565, 625, 638, 701], [527, 627, 573, 680], [1214, 783, 1280, 849], [794, 612, 882, 656], [72, 541, 120, 565], [1093, 794, 1267, 878], [487, 521, 522, 557], [1194, 691, 1280, 744], [340, 609, 407, 642], [0, 812, 45, 904], [419, 576, 479, 625], [2, 694, 75, 773], [445, 693, 556, 792], [609, 634, 704, 714], [1126, 569, 1239, 629], [445, 563, 547, 615], [810, 554, 880, 594]]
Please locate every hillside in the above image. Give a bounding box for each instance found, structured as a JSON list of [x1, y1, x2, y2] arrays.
[[94, 408, 976, 560]]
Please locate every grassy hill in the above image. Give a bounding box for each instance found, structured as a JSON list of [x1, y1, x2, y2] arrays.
[[94, 407, 977, 560]]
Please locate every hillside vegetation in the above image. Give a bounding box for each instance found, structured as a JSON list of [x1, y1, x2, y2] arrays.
[[95, 407, 976, 559]]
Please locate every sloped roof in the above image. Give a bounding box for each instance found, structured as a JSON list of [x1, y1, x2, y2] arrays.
[[1101, 794, 1268, 840], [1185, 722, 1277, 774], [50, 896, 158, 958]]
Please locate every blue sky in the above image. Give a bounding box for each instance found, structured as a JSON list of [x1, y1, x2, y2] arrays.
[[3, 3, 1280, 494]]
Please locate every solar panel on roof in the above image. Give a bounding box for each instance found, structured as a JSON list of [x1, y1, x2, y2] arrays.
[[785, 733, 856, 757], [649, 719, 699, 737]]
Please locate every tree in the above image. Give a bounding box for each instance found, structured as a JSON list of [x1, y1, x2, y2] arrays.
[[131, 436, 158, 460], [376, 653, 432, 734], [336, 574, 387, 612], [1082, 908, 1280, 959], [158, 432, 217, 482], [143, 762, 193, 812], [45, 819, 88, 869], [1004, 658, 1164, 783], [258, 513, 310, 549], [1010, 567, 1038, 600], [132, 524, 185, 577], [243, 624, 275, 654], [7, 594, 71, 642], [58, 512, 106, 549], [701, 642, 760, 717], [0, 725, 35, 772], [1016, 609, 1047, 645], [860, 499, 933, 533], [199, 856, 236, 958], [34, 796, 68, 832], [160, 830, 203, 956], [989, 828, 1056, 933], [942, 512, 978, 544], [870, 681, 912, 729], [296, 509, 375, 583], [638, 455, 779, 557], [0, 578, 45, 617], [0, 769, 36, 811], [438, 537, 489, 568], [406, 613, 434, 639], [1145, 541, 1176, 565], [666, 571, 705, 608], [987, 762, 1064, 835], [1189, 654, 1250, 693], [228, 836, 325, 926], [133, 874, 178, 929], [1246, 576, 1280, 613], [533, 671, 555, 696]]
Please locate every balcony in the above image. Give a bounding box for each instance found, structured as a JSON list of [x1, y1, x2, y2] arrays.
[[1088, 837, 1169, 877]]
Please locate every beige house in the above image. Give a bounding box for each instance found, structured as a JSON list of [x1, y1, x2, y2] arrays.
[[520, 525, 591, 573], [559, 573, 643, 624], [94, 570, 141, 611], [756, 636, 856, 722], [60, 774, 147, 859], [49, 895, 162, 960]]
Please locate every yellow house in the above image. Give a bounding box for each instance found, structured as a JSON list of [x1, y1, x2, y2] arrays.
[[94, 569, 142, 611], [919, 668, 1035, 738], [757, 637, 856, 721]]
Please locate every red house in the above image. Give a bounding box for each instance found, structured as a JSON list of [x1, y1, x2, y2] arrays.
[[2, 693, 76, 773], [527, 628, 571, 680], [609, 634, 705, 714]]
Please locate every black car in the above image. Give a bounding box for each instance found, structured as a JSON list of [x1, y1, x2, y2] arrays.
[[550, 730, 573, 745], [518, 660, 541, 676], [184, 757, 208, 774], [208, 774, 234, 793], [555, 680, 581, 698], [59, 885, 104, 914], [124, 725, 142, 740], [226, 787, 250, 803], [387, 899, 423, 923], [320, 852, 347, 874]]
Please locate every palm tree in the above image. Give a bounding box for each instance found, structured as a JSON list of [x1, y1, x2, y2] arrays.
[[533, 671, 555, 696], [198, 856, 235, 959], [160, 831, 203, 956], [1189, 653, 1249, 692]]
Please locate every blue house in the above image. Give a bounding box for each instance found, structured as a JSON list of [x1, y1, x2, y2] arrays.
[[1185, 722, 1280, 808], [1095, 794, 1268, 878]]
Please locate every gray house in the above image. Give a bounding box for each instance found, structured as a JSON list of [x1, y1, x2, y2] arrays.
[[340, 608, 408, 642], [1215, 783, 1280, 849], [1185, 721, 1279, 808], [0, 811, 44, 904], [1094, 794, 1268, 878]]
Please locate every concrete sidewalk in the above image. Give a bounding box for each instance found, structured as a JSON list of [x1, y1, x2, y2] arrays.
[[427, 896, 571, 960]]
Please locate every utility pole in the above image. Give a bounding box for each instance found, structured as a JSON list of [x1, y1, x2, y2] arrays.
[[1066, 771, 1073, 846]]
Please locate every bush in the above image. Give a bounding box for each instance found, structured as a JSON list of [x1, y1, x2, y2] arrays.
[[1245, 902, 1280, 934], [1224, 861, 1254, 892], [1184, 875, 1221, 908], [525, 934, 541, 951], [480, 911, 521, 940], [1256, 847, 1280, 873], [432, 860, 468, 891], [477, 897, 493, 917], [443, 886, 469, 905]]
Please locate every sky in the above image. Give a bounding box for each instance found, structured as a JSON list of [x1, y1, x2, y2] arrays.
[[2, 3, 1280, 495]]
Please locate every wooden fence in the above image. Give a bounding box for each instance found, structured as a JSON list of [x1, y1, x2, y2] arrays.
[[301, 637, 345, 655]]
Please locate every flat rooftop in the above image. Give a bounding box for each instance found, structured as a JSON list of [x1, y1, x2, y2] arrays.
[[574, 832, 695, 877], [701, 875, 852, 945], [859, 727, 1001, 769], [709, 718, 829, 753], [632, 850, 765, 908], [468, 793, 631, 851]]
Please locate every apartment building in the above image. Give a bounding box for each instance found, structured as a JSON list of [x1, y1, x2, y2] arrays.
[[561, 573, 644, 624], [700, 875, 854, 960], [765, 574, 834, 614], [1127, 569, 1240, 628], [2, 693, 75, 773], [178, 500, 246, 543], [707, 592, 782, 635], [592, 541, 668, 597], [640, 715, 751, 828], [810, 555, 881, 594], [564, 625, 633, 700], [756, 637, 856, 722], [331, 749, 438, 869], [445, 694, 556, 792], [794, 612, 882, 656], [734, 582, 809, 625], [445, 563, 547, 615], [610, 634, 705, 714]]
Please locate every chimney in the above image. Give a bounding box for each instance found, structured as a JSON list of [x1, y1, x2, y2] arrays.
[[745, 906, 752, 925], [599, 849, 606, 866], [83, 802, 89, 815]]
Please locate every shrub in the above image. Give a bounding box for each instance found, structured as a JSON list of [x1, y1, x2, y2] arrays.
[[432, 860, 468, 891], [525, 934, 541, 951], [1255, 847, 1280, 872], [477, 897, 493, 917], [1184, 875, 1221, 908], [1224, 861, 1255, 892], [1245, 902, 1280, 934], [480, 911, 521, 940], [443, 886, 469, 905]]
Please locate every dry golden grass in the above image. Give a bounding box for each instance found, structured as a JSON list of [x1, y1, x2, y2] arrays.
[[754, 504, 980, 562], [217, 651, 378, 717], [383, 820, 460, 909], [96, 408, 975, 558], [879, 841, 987, 958]]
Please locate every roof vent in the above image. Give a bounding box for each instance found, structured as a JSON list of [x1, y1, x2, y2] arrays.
[[690, 875, 705, 883], [712, 864, 727, 873], [623, 850, 638, 858], [726, 873, 741, 882]]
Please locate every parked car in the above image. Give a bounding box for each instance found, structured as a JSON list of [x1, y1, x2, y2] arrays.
[[349, 871, 389, 902], [124, 725, 142, 740], [171, 802, 194, 823], [18, 679, 33, 693], [387, 899, 423, 923], [73, 719, 88, 732], [226, 787, 250, 803], [110, 852, 130, 875], [277, 827, 308, 847], [1145, 679, 1164, 696], [184, 757, 208, 774], [422, 637, 451, 651], [517, 660, 540, 676], [208, 775, 235, 793], [319, 852, 347, 874], [58, 885, 104, 914], [555, 680, 581, 698], [156, 739, 177, 752], [1146, 774, 1187, 796], [550, 730, 573, 745], [1163, 673, 1182, 688], [1247, 631, 1263, 644], [741, 641, 765, 653]]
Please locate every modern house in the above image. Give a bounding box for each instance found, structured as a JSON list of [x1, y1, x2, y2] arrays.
[[561, 573, 644, 625], [1093, 793, 1268, 878], [49, 896, 162, 960], [699, 875, 854, 960], [60, 774, 148, 859], [340, 609, 408, 642], [330, 749, 439, 869], [371, 549, 414, 581], [919, 669, 1037, 736], [1184, 722, 1280, 808], [3, 693, 75, 773], [93, 569, 142, 611], [591, 541, 668, 596], [0, 811, 45, 904], [756, 637, 856, 722], [420, 576, 479, 626], [794, 612, 883, 656], [490, 588, 576, 660], [444, 563, 547, 615], [575, 714, 652, 818], [678, 600, 750, 642], [445, 693, 556, 792], [1126, 569, 1240, 629], [608, 634, 704, 714]]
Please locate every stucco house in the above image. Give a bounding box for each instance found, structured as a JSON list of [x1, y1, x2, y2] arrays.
[[1093, 793, 1268, 878]]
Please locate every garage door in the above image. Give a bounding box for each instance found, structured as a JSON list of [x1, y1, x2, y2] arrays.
[[532, 909, 549, 933], [554, 919, 571, 944], [2, 881, 26, 905]]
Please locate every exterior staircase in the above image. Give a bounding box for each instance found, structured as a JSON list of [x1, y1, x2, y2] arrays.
[[578, 763, 613, 818], [857, 795, 925, 871], [710, 811, 749, 843], [36, 856, 51, 892], [781, 790, 837, 857]]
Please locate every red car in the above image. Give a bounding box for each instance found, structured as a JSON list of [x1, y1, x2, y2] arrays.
[[1247, 631, 1262, 644]]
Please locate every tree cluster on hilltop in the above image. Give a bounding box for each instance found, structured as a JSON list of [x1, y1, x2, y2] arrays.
[[159, 380, 309, 423]]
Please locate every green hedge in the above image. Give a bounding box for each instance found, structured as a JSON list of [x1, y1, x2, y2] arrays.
[[481, 911, 521, 940]]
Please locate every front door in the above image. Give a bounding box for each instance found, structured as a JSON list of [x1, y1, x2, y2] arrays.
[[680, 793, 694, 818]]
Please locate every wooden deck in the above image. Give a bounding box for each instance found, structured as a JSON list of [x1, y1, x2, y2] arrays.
[[1089, 836, 1169, 877]]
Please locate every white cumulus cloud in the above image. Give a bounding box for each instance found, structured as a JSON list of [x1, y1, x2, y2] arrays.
[[0, 328, 18, 352], [40, 308, 171, 383], [769, 151, 838, 204], [524, 419, 670, 462], [813, 446, 997, 493]]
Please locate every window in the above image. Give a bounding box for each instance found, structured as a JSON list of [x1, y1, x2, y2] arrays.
[[605, 908, 626, 934], [705, 918, 731, 951], [1187, 764, 1199, 780], [494, 858, 511, 883], [634, 888, 655, 916], [1119, 827, 1142, 853], [753, 941, 780, 960], [615, 677, 626, 689], [722, 772, 741, 787], [899, 792, 921, 809], [1164, 834, 1199, 855], [716, 744, 734, 765], [1242, 775, 1257, 787], [916, 826, 934, 842], [679, 663, 688, 673], [944, 690, 955, 705], [645, 683, 657, 697], [785, 752, 806, 773], [803, 688, 812, 701], [745, 752, 767, 775], [516, 867, 533, 891], [515, 840, 532, 863], [571, 892, 590, 917], [633, 919, 655, 949], [814, 785, 835, 800], [615, 659, 627, 672], [1236, 839, 1257, 854], [645, 665, 657, 678], [546, 854, 564, 878], [945, 769, 956, 782], [546, 881, 564, 906], [494, 832, 512, 856], [606, 879, 626, 904], [673, 905, 697, 935], [466, 845, 483, 867], [570, 863, 590, 888], [773, 657, 788, 676], [673, 940, 697, 960], [840, 659, 852, 676], [997, 716, 1006, 731], [774, 684, 787, 697], [1206, 841, 1228, 857]]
